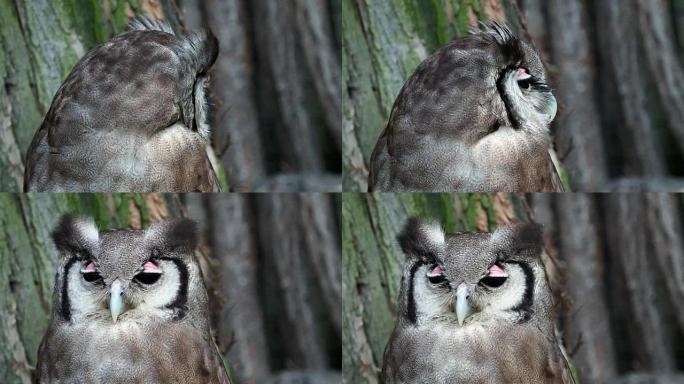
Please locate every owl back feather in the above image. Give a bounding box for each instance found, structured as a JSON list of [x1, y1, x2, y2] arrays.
[[23, 16, 220, 191]]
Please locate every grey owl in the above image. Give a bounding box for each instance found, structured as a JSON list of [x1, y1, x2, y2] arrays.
[[36, 215, 230, 384], [369, 21, 562, 192], [24, 17, 220, 192], [382, 218, 574, 383]]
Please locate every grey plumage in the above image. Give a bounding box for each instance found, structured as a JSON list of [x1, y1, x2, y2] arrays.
[[36, 215, 230, 384], [24, 17, 220, 192], [369, 21, 562, 192], [382, 218, 573, 383]]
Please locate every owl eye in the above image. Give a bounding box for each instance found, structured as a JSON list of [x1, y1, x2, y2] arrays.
[[480, 264, 508, 288], [516, 67, 533, 90], [134, 273, 161, 285], [427, 265, 446, 284], [80, 261, 103, 283], [133, 260, 162, 285], [518, 79, 532, 90]]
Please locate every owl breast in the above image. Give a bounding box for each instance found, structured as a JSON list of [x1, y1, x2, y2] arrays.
[[384, 320, 565, 384], [38, 320, 224, 384]]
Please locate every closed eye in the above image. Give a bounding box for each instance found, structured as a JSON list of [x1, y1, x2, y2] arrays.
[[134, 272, 161, 285], [427, 264, 447, 285], [480, 275, 507, 288], [82, 271, 103, 283], [80, 261, 103, 284], [480, 263, 508, 288], [518, 76, 551, 93], [133, 260, 163, 285]]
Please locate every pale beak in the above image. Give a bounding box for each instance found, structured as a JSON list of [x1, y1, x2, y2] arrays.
[[109, 279, 125, 322], [455, 283, 472, 326]]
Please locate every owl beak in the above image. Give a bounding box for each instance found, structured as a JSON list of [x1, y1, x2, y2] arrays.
[[455, 283, 472, 326], [110, 279, 125, 322]]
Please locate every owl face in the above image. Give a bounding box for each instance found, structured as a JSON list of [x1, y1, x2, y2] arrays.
[[51, 215, 202, 325], [398, 218, 544, 327]]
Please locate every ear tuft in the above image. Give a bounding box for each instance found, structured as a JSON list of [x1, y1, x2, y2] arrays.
[[146, 218, 198, 251], [477, 19, 523, 64], [52, 215, 99, 255], [126, 16, 175, 35], [397, 217, 445, 262], [493, 222, 543, 254]]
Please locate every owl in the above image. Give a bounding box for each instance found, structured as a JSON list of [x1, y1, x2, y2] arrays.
[[382, 218, 574, 383], [369, 21, 562, 192], [36, 215, 230, 383], [24, 17, 220, 192]]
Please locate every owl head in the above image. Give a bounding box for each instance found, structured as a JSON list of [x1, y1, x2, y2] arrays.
[[391, 20, 555, 144], [396, 218, 552, 328], [50, 215, 208, 328]]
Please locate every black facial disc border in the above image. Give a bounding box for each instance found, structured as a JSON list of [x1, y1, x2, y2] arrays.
[[505, 260, 535, 323], [158, 256, 189, 321], [407, 260, 425, 325]]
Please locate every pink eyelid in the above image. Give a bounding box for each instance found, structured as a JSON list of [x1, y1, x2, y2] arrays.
[[81, 261, 96, 272], [428, 265, 443, 277], [517, 67, 532, 80], [142, 260, 162, 273], [488, 264, 508, 277]]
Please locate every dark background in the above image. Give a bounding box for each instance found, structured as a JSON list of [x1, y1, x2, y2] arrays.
[[0, 0, 341, 192], [343, 0, 684, 192]]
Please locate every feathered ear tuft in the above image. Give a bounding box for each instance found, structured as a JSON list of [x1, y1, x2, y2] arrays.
[[126, 16, 175, 35], [477, 19, 523, 63], [146, 218, 198, 251], [492, 222, 543, 255], [51, 215, 99, 256], [397, 217, 445, 263]]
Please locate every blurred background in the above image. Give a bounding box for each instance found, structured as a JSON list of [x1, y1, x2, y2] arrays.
[[0, 193, 341, 384], [343, 193, 684, 384], [343, 0, 684, 192], [0, 0, 341, 192]]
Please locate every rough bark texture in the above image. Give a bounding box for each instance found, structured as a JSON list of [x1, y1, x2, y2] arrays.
[[344, 0, 684, 191], [344, 193, 684, 383], [0, 193, 341, 384], [0, 0, 341, 192], [179, 0, 341, 192], [532, 193, 684, 382]]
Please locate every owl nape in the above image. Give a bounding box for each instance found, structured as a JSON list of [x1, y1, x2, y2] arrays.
[[382, 218, 574, 384], [36, 215, 231, 384]]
